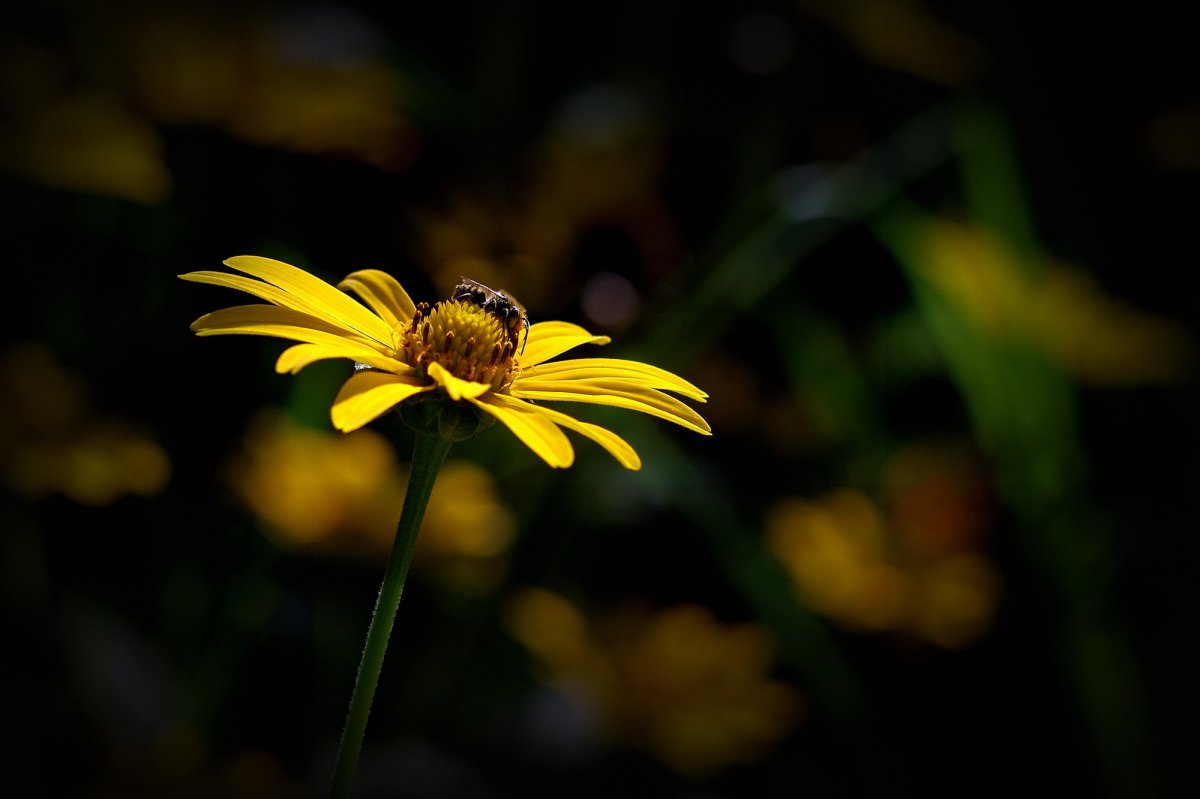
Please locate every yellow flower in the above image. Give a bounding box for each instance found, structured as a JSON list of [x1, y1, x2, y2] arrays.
[[413, 460, 519, 594], [181, 256, 709, 468], [0, 341, 170, 505], [505, 588, 802, 778], [765, 482, 1002, 650], [225, 411, 406, 557], [919, 218, 1193, 386], [0, 91, 172, 204], [226, 411, 517, 591]]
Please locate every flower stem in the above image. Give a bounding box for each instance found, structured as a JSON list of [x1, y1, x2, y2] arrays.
[[329, 430, 452, 799]]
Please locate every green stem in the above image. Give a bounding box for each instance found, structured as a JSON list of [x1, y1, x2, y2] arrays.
[[329, 431, 452, 799]]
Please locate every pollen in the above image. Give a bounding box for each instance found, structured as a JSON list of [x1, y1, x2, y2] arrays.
[[398, 299, 517, 390]]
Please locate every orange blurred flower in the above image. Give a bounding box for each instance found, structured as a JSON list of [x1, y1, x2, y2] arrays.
[[766, 442, 1001, 649], [505, 587, 803, 778]]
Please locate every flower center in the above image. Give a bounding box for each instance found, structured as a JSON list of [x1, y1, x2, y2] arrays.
[[397, 300, 518, 391]]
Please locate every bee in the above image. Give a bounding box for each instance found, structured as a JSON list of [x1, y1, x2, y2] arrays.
[[452, 277, 531, 354]]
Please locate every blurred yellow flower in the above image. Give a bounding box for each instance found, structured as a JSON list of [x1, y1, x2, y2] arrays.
[[799, 0, 986, 86], [227, 411, 516, 587], [414, 459, 518, 594], [766, 443, 1001, 648], [226, 411, 404, 557], [0, 4, 418, 202], [505, 588, 802, 778], [919, 218, 1193, 385], [183, 256, 709, 469], [0, 342, 170, 505], [766, 491, 912, 632], [0, 90, 172, 204], [1032, 267, 1194, 386], [911, 554, 1000, 650], [225, 62, 417, 172], [113, 3, 419, 172]]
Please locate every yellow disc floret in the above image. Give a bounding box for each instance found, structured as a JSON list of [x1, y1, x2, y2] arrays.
[[398, 299, 518, 391]]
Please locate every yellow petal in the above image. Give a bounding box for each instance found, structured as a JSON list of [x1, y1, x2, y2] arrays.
[[469, 395, 575, 468], [518, 321, 611, 367], [337, 269, 417, 328], [331, 370, 432, 432], [519, 357, 708, 400], [190, 304, 382, 348], [427, 362, 492, 400], [509, 381, 711, 435], [275, 344, 412, 375], [180, 270, 328, 318], [492, 394, 642, 470], [223, 255, 394, 346]]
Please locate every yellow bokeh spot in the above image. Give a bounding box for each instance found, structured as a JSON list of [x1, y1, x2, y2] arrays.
[[801, 0, 987, 87], [918, 218, 1032, 338], [227, 412, 403, 554], [418, 462, 517, 560], [1032, 264, 1193, 386], [505, 587, 599, 674], [0, 342, 171, 505], [765, 490, 910, 630], [227, 413, 516, 590], [766, 459, 1003, 649], [416, 460, 519, 594], [0, 91, 172, 204], [918, 217, 1193, 385], [224, 64, 418, 172], [505, 588, 803, 777], [912, 555, 1002, 650]]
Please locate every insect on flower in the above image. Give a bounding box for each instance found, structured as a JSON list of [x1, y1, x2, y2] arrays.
[[453, 277, 530, 355], [182, 256, 710, 469]]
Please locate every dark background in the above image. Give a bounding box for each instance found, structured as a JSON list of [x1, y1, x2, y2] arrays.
[[3, 1, 1198, 797]]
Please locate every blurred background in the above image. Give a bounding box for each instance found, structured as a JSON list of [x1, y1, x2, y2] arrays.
[[2, 0, 1197, 796]]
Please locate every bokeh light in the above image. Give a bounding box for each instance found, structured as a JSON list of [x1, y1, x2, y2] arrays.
[[2, 1, 1197, 797]]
